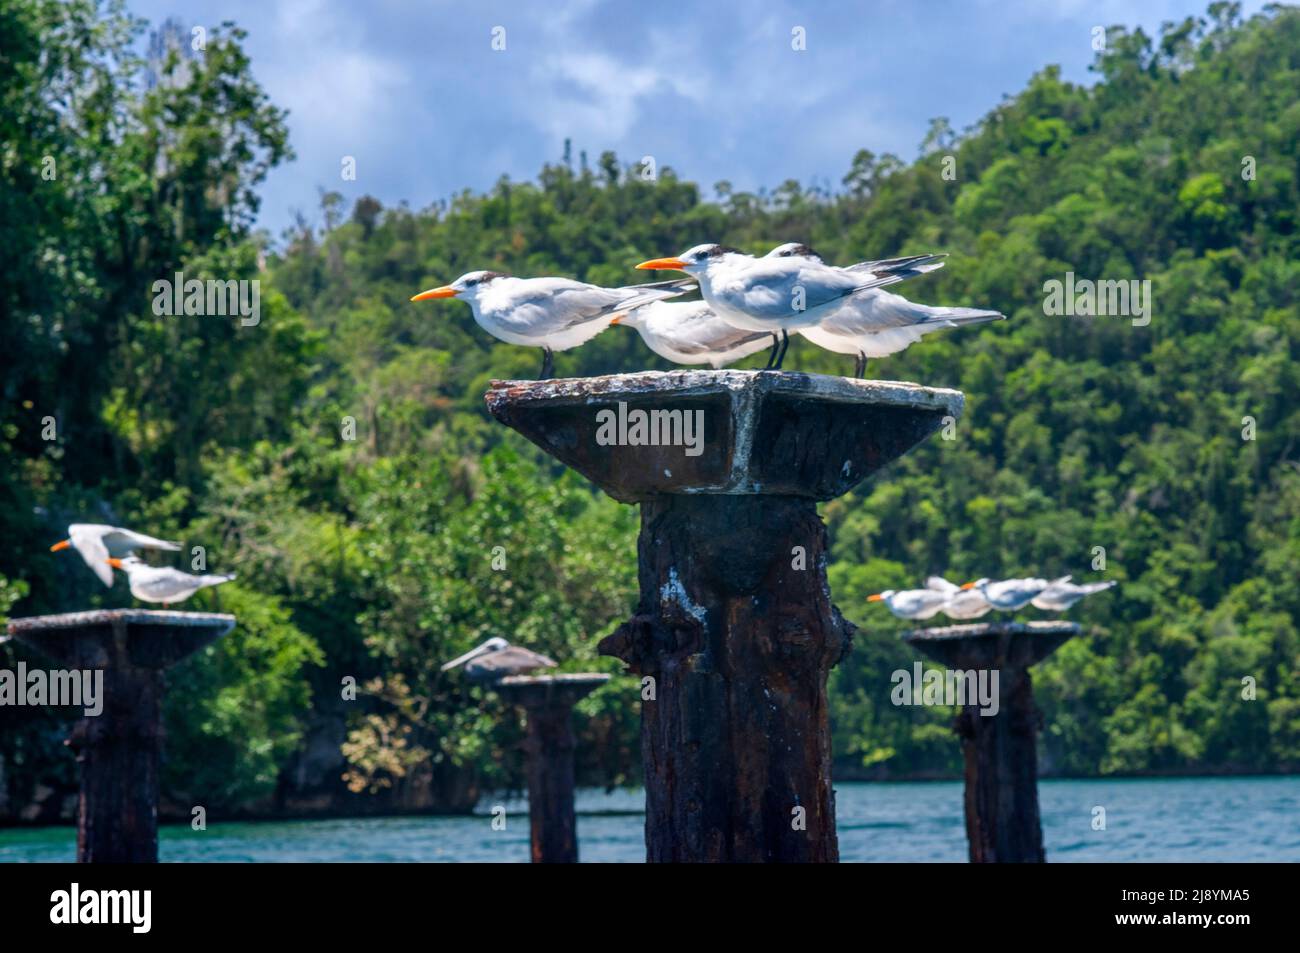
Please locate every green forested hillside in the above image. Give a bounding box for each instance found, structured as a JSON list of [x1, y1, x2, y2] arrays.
[[2, 1, 1298, 817]]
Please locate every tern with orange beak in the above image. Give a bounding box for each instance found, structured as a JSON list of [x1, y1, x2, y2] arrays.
[[765, 243, 1003, 379], [866, 580, 956, 620], [411, 270, 695, 379], [50, 523, 181, 588], [106, 555, 235, 606], [636, 243, 910, 369], [943, 580, 994, 620]]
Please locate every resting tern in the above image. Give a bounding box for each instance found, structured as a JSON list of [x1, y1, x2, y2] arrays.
[[51, 523, 182, 588], [765, 244, 1003, 378], [411, 271, 695, 379], [970, 577, 1054, 611], [106, 555, 235, 606], [611, 299, 773, 368], [1030, 577, 1117, 612], [941, 583, 993, 620], [867, 576, 966, 620], [636, 244, 919, 369], [440, 636, 557, 683]]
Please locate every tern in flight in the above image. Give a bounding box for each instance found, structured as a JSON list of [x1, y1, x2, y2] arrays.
[[411, 271, 694, 379], [440, 637, 557, 683], [636, 244, 929, 369], [106, 555, 235, 606], [765, 244, 1003, 378], [51, 523, 181, 588], [611, 299, 774, 368]]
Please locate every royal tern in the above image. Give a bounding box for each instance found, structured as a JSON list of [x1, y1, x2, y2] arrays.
[[765, 244, 1003, 378], [867, 586, 951, 620], [440, 636, 557, 683], [106, 555, 235, 606], [766, 242, 948, 284], [411, 271, 694, 379], [941, 583, 993, 620], [971, 577, 1053, 611], [50, 524, 182, 588], [611, 299, 774, 368], [636, 244, 915, 369], [1030, 577, 1117, 612]]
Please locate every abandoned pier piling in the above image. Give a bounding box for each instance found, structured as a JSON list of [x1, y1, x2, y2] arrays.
[[902, 620, 1082, 863], [6, 609, 235, 863], [488, 370, 963, 862], [496, 673, 610, 863]]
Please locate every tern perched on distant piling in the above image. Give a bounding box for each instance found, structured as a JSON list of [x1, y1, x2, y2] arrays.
[[867, 585, 952, 620], [440, 636, 557, 683], [1030, 577, 1117, 611], [411, 271, 695, 379], [765, 244, 1003, 378], [970, 576, 1055, 611], [611, 299, 774, 368], [106, 555, 234, 606], [636, 244, 929, 369], [51, 524, 181, 587]]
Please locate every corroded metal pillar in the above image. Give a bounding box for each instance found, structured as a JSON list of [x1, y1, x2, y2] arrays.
[[488, 370, 963, 862], [496, 673, 609, 863], [902, 620, 1081, 863], [6, 609, 235, 863]]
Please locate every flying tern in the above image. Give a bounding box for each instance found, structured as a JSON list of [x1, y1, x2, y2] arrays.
[[440, 636, 557, 683], [51, 524, 182, 588], [611, 299, 774, 368], [411, 271, 694, 379], [636, 244, 921, 369], [765, 244, 1003, 378], [107, 555, 235, 606]]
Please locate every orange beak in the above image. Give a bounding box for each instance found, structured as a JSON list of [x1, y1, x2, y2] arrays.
[[867, 593, 883, 602], [106, 558, 123, 569], [960, 582, 976, 590], [609, 315, 622, 325], [50, 539, 71, 552], [636, 257, 689, 271], [410, 285, 459, 301]]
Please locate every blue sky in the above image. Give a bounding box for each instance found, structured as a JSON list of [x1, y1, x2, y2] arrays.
[[128, 0, 1267, 239]]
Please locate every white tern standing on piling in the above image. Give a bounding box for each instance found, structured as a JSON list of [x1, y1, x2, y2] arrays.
[[1030, 577, 1117, 611], [106, 555, 235, 606], [411, 270, 695, 379], [50, 524, 182, 588], [637, 244, 927, 369], [971, 576, 1054, 611], [766, 244, 1004, 378], [611, 299, 774, 368]]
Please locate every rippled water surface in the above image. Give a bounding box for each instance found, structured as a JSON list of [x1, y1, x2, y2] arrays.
[[3, 777, 1297, 862]]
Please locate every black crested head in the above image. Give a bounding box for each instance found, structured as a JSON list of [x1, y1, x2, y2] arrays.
[[707, 245, 743, 259], [466, 271, 509, 286]]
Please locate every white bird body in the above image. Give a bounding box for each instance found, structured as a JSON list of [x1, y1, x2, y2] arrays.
[[941, 586, 993, 620], [869, 587, 951, 620], [976, 576, 1053, 611], [413, 271, 693, 353], [52, 523, 182, 588], [108, 555, 234, 605], [1031, 578, 1117, 611], [615, 299, 773, 368], [441, 636, 557, 683]]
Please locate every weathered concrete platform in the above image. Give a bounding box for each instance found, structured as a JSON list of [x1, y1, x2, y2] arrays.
[[902, 620, 1082, 863], [488, 371, 964, 863], [7, 609, 235, 863]]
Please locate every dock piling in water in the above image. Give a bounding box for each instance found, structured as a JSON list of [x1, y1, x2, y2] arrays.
[[488, 370, 963, 862], [6, 609, 235, 863], [902, 620, 1082, 863]]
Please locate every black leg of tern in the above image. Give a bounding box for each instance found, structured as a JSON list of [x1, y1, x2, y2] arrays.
[[764, 333, 779, 369], [539, 347, 554, 380], [773, 329, 790, 370], [855, 352, 867, 378]]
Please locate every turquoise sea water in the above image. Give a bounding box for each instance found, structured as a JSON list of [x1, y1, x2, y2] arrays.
[[2, 777, 1297, 862]]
